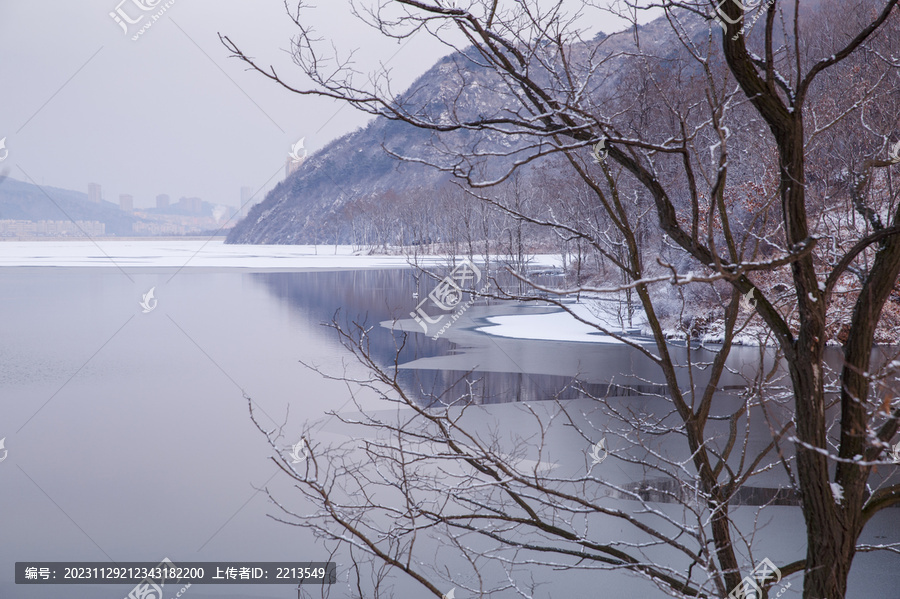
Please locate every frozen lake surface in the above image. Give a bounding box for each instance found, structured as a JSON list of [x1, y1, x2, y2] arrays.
[[1, 241, 897, 599], [0, 239, 559, 270]]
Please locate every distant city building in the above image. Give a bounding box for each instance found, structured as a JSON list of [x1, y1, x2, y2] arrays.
[[132, 220, 189, 235], [177, 196, 203, 214], [0, 219, 105, 237], [119, 194, 134, 212], [156, 194, 170, 209], [88, 182, 102, 203], [240, 186, 253, 216]]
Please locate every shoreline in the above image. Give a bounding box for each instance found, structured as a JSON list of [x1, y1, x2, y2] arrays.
[[0, 236, 227, 242], [0, 239, 561, 271]]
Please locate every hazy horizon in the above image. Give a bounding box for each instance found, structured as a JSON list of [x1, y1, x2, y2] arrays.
[[0, 1, 628, 212]]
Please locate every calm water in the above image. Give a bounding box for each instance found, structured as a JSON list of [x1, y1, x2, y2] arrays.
[[1, 266, 897, 598]]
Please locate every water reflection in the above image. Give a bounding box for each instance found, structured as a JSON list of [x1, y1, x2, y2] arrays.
[[3, 265, 897, 599], [252, 270, 900, 508], [252, 270, 768, 406], [252, 269, 899, 598]]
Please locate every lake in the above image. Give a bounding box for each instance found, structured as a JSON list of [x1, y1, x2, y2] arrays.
[[1, 242, 898, 598]]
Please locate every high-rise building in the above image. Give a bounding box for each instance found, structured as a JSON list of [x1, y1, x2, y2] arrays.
[[119, 194, 133, 212], [178, 196, 203, 214], [88, 183, 102, 203], [240, 186, 253, 216], [156, 194, 170, 209]]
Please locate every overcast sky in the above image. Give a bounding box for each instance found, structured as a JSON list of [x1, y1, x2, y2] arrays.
[[1, 1, 636, 210]]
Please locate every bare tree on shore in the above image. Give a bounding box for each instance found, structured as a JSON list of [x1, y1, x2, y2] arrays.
[[226, 1, 900, 597]]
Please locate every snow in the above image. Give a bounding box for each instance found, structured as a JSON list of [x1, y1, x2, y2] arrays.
[[0, 240, 562, 270], [476, 302, 643, 344], [830, 482, 844, 505], [699, 320, 770, 346]]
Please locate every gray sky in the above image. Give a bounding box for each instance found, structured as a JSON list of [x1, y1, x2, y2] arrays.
[[0, 1, 635, 210]]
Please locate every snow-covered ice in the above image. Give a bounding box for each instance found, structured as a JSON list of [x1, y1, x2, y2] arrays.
[[476, 302, 643, 344], [0, 240, 561, 270], [0, 240, 430, 269]]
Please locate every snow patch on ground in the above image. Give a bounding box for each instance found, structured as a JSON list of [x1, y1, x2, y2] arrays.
[[695, 319, 773, 346]]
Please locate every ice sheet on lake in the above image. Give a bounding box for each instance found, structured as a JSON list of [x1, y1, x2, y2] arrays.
[[477, 302, 643, 344], [0, 240, 559, 270]]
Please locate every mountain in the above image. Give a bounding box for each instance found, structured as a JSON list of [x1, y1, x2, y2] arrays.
[[0, 176, 140, 236], [228, 118, 449, 245], [225, 49, 485, 245], [225, 14, 710, 245]]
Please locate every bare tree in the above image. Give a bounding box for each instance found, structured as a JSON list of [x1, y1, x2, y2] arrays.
[[225, 1, 900, 597]]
